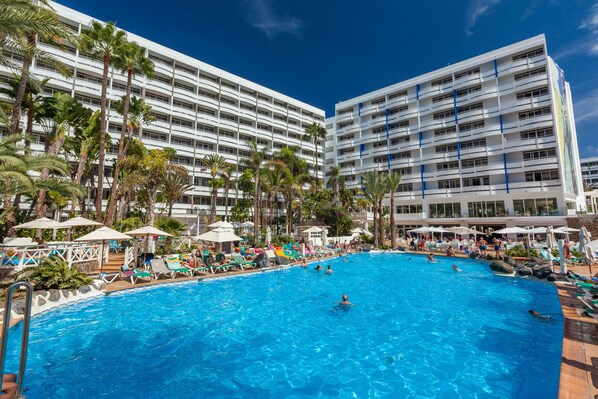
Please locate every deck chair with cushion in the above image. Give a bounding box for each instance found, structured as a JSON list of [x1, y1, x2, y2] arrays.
[[231, 253, 256, 269], [183, 255, 209, 276], [203, 254, 230, 274], [99, 271, 120, 284], [165, 258, 193, 277], [150, 258, 175, 279], [120, 265, 152, 284]]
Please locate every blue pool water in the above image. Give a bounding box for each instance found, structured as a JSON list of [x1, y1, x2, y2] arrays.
[[6, 253, 563, 398]]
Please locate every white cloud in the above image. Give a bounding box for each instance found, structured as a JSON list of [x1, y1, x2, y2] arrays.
[[464, 0, 502, 36], [580, 2, 598, 32], [243, 0, 304, 38], [573, 88, 598, 123], [553, 1, 598, 59]]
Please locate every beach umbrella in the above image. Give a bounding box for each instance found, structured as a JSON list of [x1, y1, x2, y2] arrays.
[[266, 226, 272, 244], [351, 227, 372, 236], [493, 227, 529, 234], [76, 227, 132, 272], [303, 226, 323, 233], [15, 217, 64, 230], [546, 226, 557, 250], [61, 216, 103, 241], [231, 221, 243, 229], [196, 227, 242, 243], [579, 227, 594, 273], [125, 226, 173, 265], [553, 226, 580, 234]]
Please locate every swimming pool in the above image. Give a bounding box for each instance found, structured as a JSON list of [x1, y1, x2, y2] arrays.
[[6, 253, 563, 398]]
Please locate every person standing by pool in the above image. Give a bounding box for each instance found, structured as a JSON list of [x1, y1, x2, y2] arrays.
[[326, 265, 333, 274], [478, 238, 487, 255]]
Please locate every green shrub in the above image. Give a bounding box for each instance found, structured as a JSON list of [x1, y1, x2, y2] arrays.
[[571, 248, 581, 258], [506, 245, 537, 257], [378, 244, 390, 250], [17, 256, 92, 290]]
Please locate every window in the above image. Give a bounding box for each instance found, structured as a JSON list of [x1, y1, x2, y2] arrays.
[[200, 73, 218, 83], [173, 99, 193, 110], [455, 85, 481, 97], [199, 89, 217, 99], [396, 204, 422, 214], [221, 81, 236, 90], [197, 124, 215, 133], [437, 161, 459, 171], [432, 93, 453, 103], [340, 161, 355, 168], [172, 118, 193, 128], [434, 109, 455, 120], [454, 68, 480, 80], [372, 141, 387, 149], [463, 176, 489, 187], [174, 81, 195, 93], [468, 200, 506, 217], [112, 82, 141, 95], [513, 198, 558, 216], [457, 102, 483, 114], [196, 142, 214, 151], [461, 157, 488, 168], [388, 90, 408, 100], [460, 138, 486, 150], [434, 126, 457, 137], [372, 126, 386, 135], [220, 113, 237, 122], [388, 106, 408, 115], [392, 167, 412, 176], [371, 97, 385, 105], [219, 129, 236, 138], [339, 121, 354, 129], [241, 103, 256, 112], [429, 203, 461, 217], [338, 134, 354, 142], [512, 47, 544, 61], [371, 111, 385, 120], [339, 147, 355, 155], [337, 108, 353, 116], [520, 128, 553, 140], [459, 120, 485, 132], [175, 63, 196, 75], [525, 170, 559, 182], [435, 143, 458, 154], [257, 123, 271, 132], [438, 179, 461, 189], [257, 108, 270, 116], [219, 146, 236, 155], [221, 97, 236, 106], [390, 136, 410, 146], [389, 121, 409, 130], [522, 148, 556, 160], [145, 91, 170, 104], [431, 76, 452, 86], [150, 113, 168, 122], [516, 87, 548, 100], [397, 183, 413, 192], [171, 136, 191, 146], [374, 153, 408, 163], [514, 67, 546, 81], [148, 54, 172, 66], [152, 75, 172, 85]]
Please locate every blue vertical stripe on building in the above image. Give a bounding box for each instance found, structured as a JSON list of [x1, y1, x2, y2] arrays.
[[420, 164, 425, 198], [416, 84, 420, 100], [419, 131, 423, 148], [385, 109, 390, 139], [494, 59, 498, 77], [359, 143, 365, 159], [358, 102, 363, 116], [453, 89, 459, 125], [499, 114, 504, 134], [503, 153, 510, 193], [457, 141, 461, 160], [387, 154, 391, 170]]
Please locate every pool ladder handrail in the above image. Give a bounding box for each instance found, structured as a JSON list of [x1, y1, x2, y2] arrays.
[[0, 282, 34, 399]]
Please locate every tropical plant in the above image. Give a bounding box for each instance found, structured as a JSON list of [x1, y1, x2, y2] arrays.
[[362, 171, 386, 247], [154, 216, 185, 237], [385, 171, 402, 249], [160, 164, 192, 218], [327, 165, 344, 205], [221, 163, 235, 221], [202, 153, 228, 223], [240, 142, 267, 238], [104, 41, 154, 225], [303, 122, 326, 189], [16, 255, 92, 290], [78, 20, 127, 221]]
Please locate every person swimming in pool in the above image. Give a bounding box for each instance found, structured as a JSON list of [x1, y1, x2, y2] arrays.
[[339, 294, 352, 306], [529, 310, 551, 320], [325, 265, 333, 274], [427, 253, 437, 262], [301, 258, 307, 268], [315, 264, 323, 270], [338, 254, 348, 262], [452, 264, 462, 272]]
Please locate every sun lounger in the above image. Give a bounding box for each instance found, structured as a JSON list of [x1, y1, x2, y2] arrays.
[[202, 255, 229, 274], [232, 253, 256, 269], [164, 258, 192, 277], [150, 258, 175, 279], [121, 265, 152, 284], [183, 256, 208, 275], [99, 272, 120, 284]]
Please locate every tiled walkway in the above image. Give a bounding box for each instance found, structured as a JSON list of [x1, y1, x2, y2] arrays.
[[556, 282, 598, 399]]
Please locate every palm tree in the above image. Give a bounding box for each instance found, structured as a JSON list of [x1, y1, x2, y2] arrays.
[[240, 142, 267, 239], [327, 165, 344, 205], [221, 163, 234, 221], [303, 122, 326, 189], [362, 171, 385, 247], [78, 21, 127, 221], [160, 165, 192, 218], [126, 96, 155, 142], [104, 41, 153, 225], [385, 172, 401, 249], [6, 0, 71, 135], [202, 153, 227, 223]]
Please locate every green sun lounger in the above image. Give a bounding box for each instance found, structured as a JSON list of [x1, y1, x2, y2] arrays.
[[232, 254, 256, 269], [121, 265, 152, 284], [165, 259, 192, 277]]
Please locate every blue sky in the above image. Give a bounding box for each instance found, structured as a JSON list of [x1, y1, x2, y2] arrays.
[[58, 0, 598, 157]]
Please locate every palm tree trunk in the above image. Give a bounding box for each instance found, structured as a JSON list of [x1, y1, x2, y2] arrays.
[[390, 193, 396, 250], [8, 33, 35, 135], [378, 198, 384, 247], [372, 204, 378, 247], [168, 202, 173, 218], [2, 197, 17, 238], [314, 141, 319, 189], [210, 186, 217, 223], [105, 69, 133, 226], [253, 175, 260, 239], [96, 54, 110, 222]]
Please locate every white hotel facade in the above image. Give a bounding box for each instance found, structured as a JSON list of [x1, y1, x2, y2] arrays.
[[0, 2, 325, 224], [326, 35, 585, 235]]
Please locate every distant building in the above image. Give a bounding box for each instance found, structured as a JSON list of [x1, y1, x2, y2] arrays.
[[580, 157, 598, 189], [325, 35, 585, 235]]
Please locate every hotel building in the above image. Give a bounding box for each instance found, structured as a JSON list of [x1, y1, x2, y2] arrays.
[[580, 157, 598, 188], [0, 2, 325, 225], [325, 35, 585, 235]]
